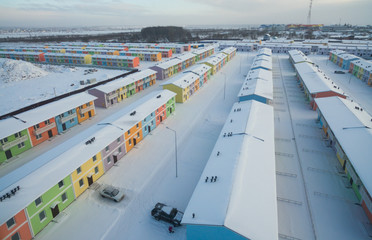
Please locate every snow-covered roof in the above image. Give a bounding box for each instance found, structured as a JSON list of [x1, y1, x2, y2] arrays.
[[251, 59, 272, 70], [192, 45, 215, 55], [315, 97, 372, 195], [161, 72, 199, 89], [246, 68, 272, 81], [238, 76, 273, 101], [294, 62, 345, 95], [182, 100, 277, 240], [221, 47, 236, 55], [257, 48, 272, 56], [0, 89, 176, 226], [175, 52, 196, 62], [200, 53, 226, 66], [339, 54, 360, 61], [91, 54, 137, 60], [254, 54, 272, 63], [94, 69, 156, 94], [152, 58, 182, 69], [351, 59, 372, 72], [0, 93, 97, 139], [329, 50, 346, 56], [184, 64, 211, 76], [288, 50, 314, 64], [128, 47, 170, 53]]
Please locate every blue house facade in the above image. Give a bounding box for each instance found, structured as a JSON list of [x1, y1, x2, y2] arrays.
[[142, 112, 156, 138], [55, 109, 79, 133]]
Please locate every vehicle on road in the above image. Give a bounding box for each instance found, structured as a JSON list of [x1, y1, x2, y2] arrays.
[[334, 70, 346, 74], [100, 186, 125, 202], [151, 202, 184, 227]]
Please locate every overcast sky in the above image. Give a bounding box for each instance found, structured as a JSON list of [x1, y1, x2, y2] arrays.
[[0, 0, 371, 28]]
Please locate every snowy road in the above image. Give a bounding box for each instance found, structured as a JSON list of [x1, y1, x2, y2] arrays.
[[35, 53, 253, 240]]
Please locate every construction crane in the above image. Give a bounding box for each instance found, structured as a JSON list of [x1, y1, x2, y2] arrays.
[[307, 0, 313, 25]]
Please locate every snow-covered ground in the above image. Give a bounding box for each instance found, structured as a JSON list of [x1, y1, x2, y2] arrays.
[[0, 58, 126, 115]]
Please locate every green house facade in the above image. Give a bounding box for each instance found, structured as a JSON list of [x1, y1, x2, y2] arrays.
[[166, 96, 176, 117], [26, 175, 75, 236], [0, 129, 32, 164]]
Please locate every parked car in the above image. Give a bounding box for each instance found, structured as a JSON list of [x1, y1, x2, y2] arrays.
[[334, 70, 346, 74], [100, 186, 125, 202], [151, 202, 184, 227]]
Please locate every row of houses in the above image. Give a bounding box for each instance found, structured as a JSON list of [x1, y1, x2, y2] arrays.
[[150, 45, 217, 80], [160, 47, 237, 103], [328, 50, 372, 85], [0, 93, 97, 164], [88, 69, 157, 108], [0, 90, 177, 240], [258, 44, 312, 55], [182, 98, 277, 239], [288, 50, 347, 110], [315, 96, 372, 224], [238, 48, 273, 104]]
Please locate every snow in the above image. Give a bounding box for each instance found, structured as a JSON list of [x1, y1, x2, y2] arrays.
[[0, 92, 97, 140], [183, 64, 211, 76], [288, 50, 314, 64], [257, 48, 272, 57], [238, 76, 273, 101], [182, 100, 277, 240], [0, 58, 126, 115], [152, 58, 182, 70], [315, 96, 372, 196], [161, 72, 200, 89]]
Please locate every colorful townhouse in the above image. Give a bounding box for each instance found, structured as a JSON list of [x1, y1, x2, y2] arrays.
[[191, 45, 215, 62], [72, 48, 120, 56], [88, 69, 157, 108], [119, 50, 161, 62], [0, 209, 32, 240], [293, 62, 347, 110], [329, 50, 346, 64], [0, 89, 176, 239], [126, 47, 172, 58], [0, 93, 97, 163], [91, 54, 139, 68], [44, 53, 92, 65], [184, 64, 212, 87], [258, 44, 311, 55], [153, 44, 185, 54], [161, 72, 200, 103], [338, 54, 360, 70], [221, 47, 237, 61], [349, 59, 372, 84], [288, 49, 314, 65], [182, 100, 277, 240], [0, 52, 45, 63], [238, 69, 273, 104], [200, 53, 227, 75], [315, 96, 372, 223], [150, 58, 183, 80], [175, 52, 197, 69]]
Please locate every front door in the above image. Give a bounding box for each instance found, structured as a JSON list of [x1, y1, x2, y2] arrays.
[[160, 116, 163, 123], [87, 176, 93, 186], [133, 138, 137, 146], [5, 150, 12, 160], [88, 111, 92, 118], [51, 204, 60, 218], [111, 99, 114, 105], [170, 108, 172, 114], [48, 130, 53, 138], [148, 126, 151, 133], [62, 123, 66, 131], [113, 155, 118, 164]]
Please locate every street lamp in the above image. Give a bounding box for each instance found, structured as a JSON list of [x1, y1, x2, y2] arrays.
[[166, 126, 178, 178], [220, 72, 227, 100]]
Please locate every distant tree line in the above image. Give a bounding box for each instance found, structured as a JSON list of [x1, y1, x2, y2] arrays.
[[141, 26, 192, 42]]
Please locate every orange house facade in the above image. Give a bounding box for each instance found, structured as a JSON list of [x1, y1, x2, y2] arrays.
[[124, 122, 143, 153], [28, 118, 58, 147], [77, 101, 96, 123], [0, 209, 32, 240]]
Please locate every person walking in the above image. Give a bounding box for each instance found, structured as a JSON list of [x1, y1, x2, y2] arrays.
[[168, 226, 174, 233]]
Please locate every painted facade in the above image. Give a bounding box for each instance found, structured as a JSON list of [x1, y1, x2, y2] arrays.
[[126, 47, 173, 58], [44, 53, 92, 65], [92, 54, 139, 68], [27, 118, 58, 147], [162, 72, 200, 103], [0, 210, 32, 240], [349, 59, 372, 84], [221, 47, 237, 61], [0, 130, 32, 164], [0, 52, 45, 63], [120, 51, 161, 62], [101, 135, 126, 172], [55, 109, 79, 133], [76, 101, 96, 123]]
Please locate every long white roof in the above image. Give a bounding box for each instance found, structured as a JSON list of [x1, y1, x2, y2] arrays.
[[0, 93, 97, 139], [339, 54, 360, 61], [192, 45, 215, 55], [175, 52, 196, 62], [200, 53, 226, 66], [288, 50, 314, 64], [351, 59, 372, 72], [184, 64, 211, 76], [161, 72, 199, 89], [257, 48, 272, 56], [238, 77, 273, 101], [254, 54, 272, 63], [182, 100, 277, 240], [221, 47, 236, 55], [152, 58, 182, 69], [94, 69, 157, 94], [0, 89, 176, 226], [294, 62, 345, 95], [246, 68, 272, 81], [315, 97, 372, 195], [251, 59, 272, 70], [329, 50, 346, 56]]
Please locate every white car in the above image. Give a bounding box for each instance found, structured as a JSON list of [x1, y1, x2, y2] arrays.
[[100, 186, 125, 202]]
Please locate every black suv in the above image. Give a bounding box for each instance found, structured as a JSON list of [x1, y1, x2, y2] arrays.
[[151, 202, 184, 227]]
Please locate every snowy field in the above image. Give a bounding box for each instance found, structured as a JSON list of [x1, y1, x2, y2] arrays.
[[2, 52, 371, 240], [0, 58, 127, 115]]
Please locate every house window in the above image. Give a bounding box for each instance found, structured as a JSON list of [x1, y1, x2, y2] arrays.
[[79, 179, 84, 187], [58, 180, 64, 188], [92, 155, 97, 162], [35, 197, 42, 206], [44, 120, 50, 125], [117, 137, 120, 143], [129, 139, 132, 145], [14, 132, 22, 138], [11, 232, 20, 240], [70, 119, 75, 123], [17, 142, 25, 149], [34, 124, 40, 130], [61, 192, 67, 202], [118, 147, 122, 153], [68, 110, 73, 115], [80, 113, 85, 118], [127, 130, 130, 135], [105, 146, 109, 152], [137, 132, 140, 138], [95, 166, 99, 174], [36, 134, 42, 140], [87, 102, 90, 107], [6, 217, 15, 229], [39, 210, 46, 222], [76, 167, 82, 174], [136, 123, 139, 128]]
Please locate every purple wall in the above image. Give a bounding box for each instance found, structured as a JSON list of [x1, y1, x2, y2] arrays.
[[88, 89, 107, 108], [101, 135, 127, 172], [150, 66, 165, 80]]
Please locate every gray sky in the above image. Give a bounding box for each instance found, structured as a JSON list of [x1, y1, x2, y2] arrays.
[[0, 0, 371, 27]]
